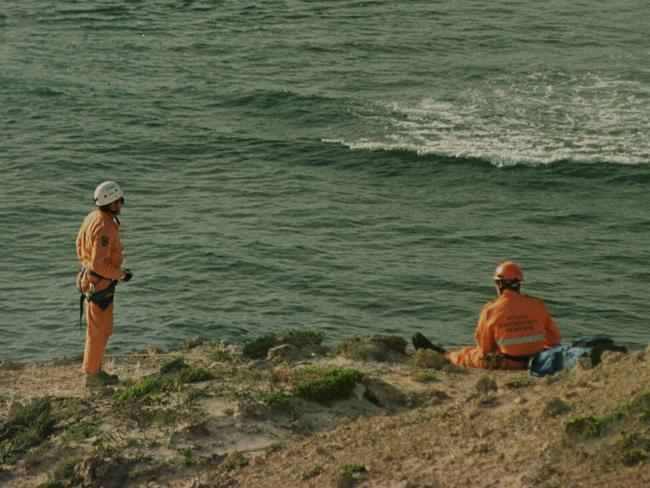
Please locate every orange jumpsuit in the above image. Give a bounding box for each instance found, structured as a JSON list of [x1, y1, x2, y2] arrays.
[[445, 289, 562, 369], [76, 209, 124, 374]]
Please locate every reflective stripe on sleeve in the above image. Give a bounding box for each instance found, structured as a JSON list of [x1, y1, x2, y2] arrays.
[[496, 334, 545, 346]]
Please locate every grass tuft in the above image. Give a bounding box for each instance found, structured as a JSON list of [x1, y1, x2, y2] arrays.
[[176, 367, 214, 383], [113, 378, 162, 402], [342, 463, 367, 475]]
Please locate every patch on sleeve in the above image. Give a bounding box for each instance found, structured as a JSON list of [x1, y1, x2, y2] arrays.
[[100, 235, 110, 247]]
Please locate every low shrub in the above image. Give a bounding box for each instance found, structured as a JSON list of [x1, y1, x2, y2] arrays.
[[0, 397, 55, 464], [291, 366, 363, 404], [280, 328, 324, 348], [565, 415, 602, 438], [242, 333, 280, 359], [619, 431, 640, 448], [176, 367, 214, 383], [159, 358, 188, 375], [622, 448, 647, 466], [241, 329, 325, 359], [261, 391, 293, 411]]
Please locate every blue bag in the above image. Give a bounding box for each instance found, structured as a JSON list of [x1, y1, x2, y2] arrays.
[[529, 334, 627, 377], [529, 345, 567, 376]]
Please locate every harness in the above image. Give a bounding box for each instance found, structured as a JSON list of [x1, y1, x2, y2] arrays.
[[77, 267, 118, 327]]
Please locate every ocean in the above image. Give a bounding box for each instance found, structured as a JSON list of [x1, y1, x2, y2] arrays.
[[1, 0, 649, 362]]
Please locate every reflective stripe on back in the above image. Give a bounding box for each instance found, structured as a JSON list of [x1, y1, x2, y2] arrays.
[[496, 334, 545, 346]]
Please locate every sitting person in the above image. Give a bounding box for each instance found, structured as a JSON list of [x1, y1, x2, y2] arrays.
[[413, 261, 562, 369]]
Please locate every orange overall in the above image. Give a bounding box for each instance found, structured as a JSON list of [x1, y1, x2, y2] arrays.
[[445, 289, 562, 369], [76, 209, 124, 374]]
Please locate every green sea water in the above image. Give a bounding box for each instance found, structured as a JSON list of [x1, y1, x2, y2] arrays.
[[1, 1, 649, 361]]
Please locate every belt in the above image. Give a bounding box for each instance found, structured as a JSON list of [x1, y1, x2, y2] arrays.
[[501, 353, 533, 364]]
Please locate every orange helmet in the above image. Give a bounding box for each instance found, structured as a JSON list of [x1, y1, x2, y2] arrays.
[[493, 261, 524, 281]]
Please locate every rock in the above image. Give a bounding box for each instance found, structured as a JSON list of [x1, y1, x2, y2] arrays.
[[363, 378, 407, 408], [75, 455, 132, 488], [600, 350, 625, 365], [334, 336, 408, 362], [352, 383, 367, 402], [377, 336, 408, 354], [412, 349, 447, 369], [575, 356, 594, 370]]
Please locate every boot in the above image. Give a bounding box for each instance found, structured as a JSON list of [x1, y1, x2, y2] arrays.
[[412, 333, 447, 354], [85, 371, 119, 388]]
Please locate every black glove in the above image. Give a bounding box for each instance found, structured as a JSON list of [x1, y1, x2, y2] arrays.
[[122, 269, 133, 282]]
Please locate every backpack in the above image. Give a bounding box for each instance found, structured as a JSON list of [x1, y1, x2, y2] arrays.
[[570, 335, 628, 366]]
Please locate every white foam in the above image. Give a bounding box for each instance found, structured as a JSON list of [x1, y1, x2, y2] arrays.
[[330, 73, 650, 167]]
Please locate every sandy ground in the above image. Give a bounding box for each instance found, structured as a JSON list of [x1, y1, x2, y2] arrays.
[[1, 337, 649, 488]]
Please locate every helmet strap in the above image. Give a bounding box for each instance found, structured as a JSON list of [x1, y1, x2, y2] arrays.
[[495, 280, 520, 293]]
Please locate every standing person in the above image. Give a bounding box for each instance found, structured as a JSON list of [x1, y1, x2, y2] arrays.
[[413, 261, 561, 369], [76, 181, 133, 387]]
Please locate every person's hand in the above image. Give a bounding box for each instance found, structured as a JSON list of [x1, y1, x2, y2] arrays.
[[122, 269, 133, 282]]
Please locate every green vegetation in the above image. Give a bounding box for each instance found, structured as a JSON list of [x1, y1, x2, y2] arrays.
[[622, 448, 647, 466], [280, 328, 324, 347], [565, 416, 603, 438], [619, 431, 640, 448], [505, 378, 532, 389], [223, 456, 249, 470], [291, 366, 363, 404], [342, 463, 367, 475], [411, 370, 440, 383], [265, 443, 282, 454], [543, 398, 571, 418], [176, 367, 215, 383], [112, 378, 165, 426], [302, 465, 324, 480], [0, 397, 55, 464], [36, 457, 81, 488], [186, 420, 211, 437], [629, 392, 650, 421], [159, 358, 187, 375], [261, 391, 293, 411], [242, 328, 325, 359], [242, 333, 281, 359], [159, 358, 215, 387], [113, 378, 162, 402]]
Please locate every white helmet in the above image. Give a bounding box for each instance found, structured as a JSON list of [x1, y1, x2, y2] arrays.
[[94, 181, 124, 206]]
